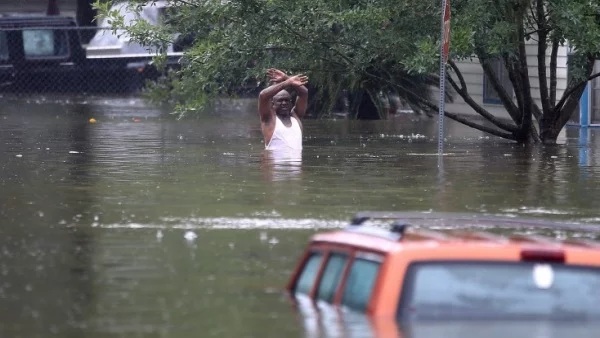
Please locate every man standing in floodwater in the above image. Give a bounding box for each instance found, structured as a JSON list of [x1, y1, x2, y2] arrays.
[[258, 68, 309, 151]]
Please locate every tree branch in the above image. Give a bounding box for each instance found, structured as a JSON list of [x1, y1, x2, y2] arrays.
[[172, 0, 199, 7], [536, 0, 550, 115], [555, 71, 600, 112], [418, 97, 517, 140], [515, 11, 534, 136], [556, 59, 597, 127], [478, 54, 521, 123], [532, 101, 542, 121], [549, 36, 559, 109], [526, 0, 539, 30], [447, 60, 519, 133], [358, 62, 514, 139], [505, 56, 525, 121], [529, 122, 541, 143], [448, 59, 467, 90]]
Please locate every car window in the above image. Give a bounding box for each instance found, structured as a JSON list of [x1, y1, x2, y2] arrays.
[[0, 31, 8, 60], [341, 258, 380, 311], [316, 253, 348, 302], [22, 29, 69, 59], [295, 252, 323, 295], [398, 261, 600, 320]]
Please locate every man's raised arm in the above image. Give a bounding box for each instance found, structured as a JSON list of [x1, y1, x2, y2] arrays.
[[265, 68, 309, 119], [258, 74, 308, 122], [292, 84, 308, 119]]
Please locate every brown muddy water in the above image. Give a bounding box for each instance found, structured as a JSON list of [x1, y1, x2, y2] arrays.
[[1, 94, 600, 337]]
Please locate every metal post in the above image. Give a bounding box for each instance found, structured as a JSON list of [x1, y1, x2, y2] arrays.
[[438, 0, 448, 160], [436, 0, 449, 204]]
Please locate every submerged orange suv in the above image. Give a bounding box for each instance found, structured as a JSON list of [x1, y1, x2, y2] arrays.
[[287, 212, 600, 321]]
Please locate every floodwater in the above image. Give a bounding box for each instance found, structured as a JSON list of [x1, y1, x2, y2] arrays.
[[1, 94, 600, 337]]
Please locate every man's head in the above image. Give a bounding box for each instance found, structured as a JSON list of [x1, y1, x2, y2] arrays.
[[271, 89, 293, 117]]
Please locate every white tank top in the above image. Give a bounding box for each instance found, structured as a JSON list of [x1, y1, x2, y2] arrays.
[[266, 116, 302, 150]]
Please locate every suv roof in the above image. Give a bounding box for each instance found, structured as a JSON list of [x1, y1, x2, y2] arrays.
[[310, 211, 600, 261]]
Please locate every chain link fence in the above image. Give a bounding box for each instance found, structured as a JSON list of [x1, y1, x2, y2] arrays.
[[0, 22, 179, 95]]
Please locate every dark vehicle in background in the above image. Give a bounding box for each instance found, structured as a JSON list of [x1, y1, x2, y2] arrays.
[[0, 11, 181, 94]]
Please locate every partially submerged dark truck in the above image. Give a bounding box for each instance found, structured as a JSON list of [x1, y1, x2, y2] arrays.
[[0, 14, 181, 94]]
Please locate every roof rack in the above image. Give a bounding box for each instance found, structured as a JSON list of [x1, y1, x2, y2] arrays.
[[348, 211, 600, 245], [508, 233, 561, 245], [562, 238, 600, 248], [350, 213, 410, 238], [350, 211, 600, 233], [446, 230, 508, 243]]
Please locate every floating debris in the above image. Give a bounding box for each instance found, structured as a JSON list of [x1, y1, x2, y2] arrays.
[[184, 231, 197, 241], [259, 231, 268, 242]]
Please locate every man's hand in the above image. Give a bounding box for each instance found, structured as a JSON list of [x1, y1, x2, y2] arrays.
[[287, 74, 308, 87], [266, 68, 288, 83]]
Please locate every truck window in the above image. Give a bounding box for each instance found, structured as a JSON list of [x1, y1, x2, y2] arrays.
[[22, 29, 69, 59], [341, 258, 381, 311], [0, 31, 8, 60], [316, 253, 348, 302], [397, 261, 600, 320], [295, 252, 323, 295]]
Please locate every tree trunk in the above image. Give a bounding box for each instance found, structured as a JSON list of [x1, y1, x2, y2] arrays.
[[349, 90, 384, 120], [539, 94, 580, 144], [539, 118, 563, 144], [76, 0, 98, 44], [306, 84, 348, 117], [356, 94, 380, 120], [539, 56, 596, 144]]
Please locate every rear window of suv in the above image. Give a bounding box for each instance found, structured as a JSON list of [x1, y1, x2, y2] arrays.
[[23, 29, 69, 59], [398, 261, 600, 320]]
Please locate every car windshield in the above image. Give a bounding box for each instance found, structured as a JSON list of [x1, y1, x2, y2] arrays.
[[398, 261, 600, 321]]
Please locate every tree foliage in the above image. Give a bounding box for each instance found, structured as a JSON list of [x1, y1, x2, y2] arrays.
[[94, 0, 447, 118], [95, 0, 600, 144], [448, 0, 600, 143]]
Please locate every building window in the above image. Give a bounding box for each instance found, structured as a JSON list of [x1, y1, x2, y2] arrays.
[[483, 58, 513, 104]]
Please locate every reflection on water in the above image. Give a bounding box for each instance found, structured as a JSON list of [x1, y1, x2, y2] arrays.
[[262, 149, 303, 182], [296, 293, 600, 338], [401, 320, 600, 338], [2, 94, 600, 337], [296, 294, 379, 338]]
